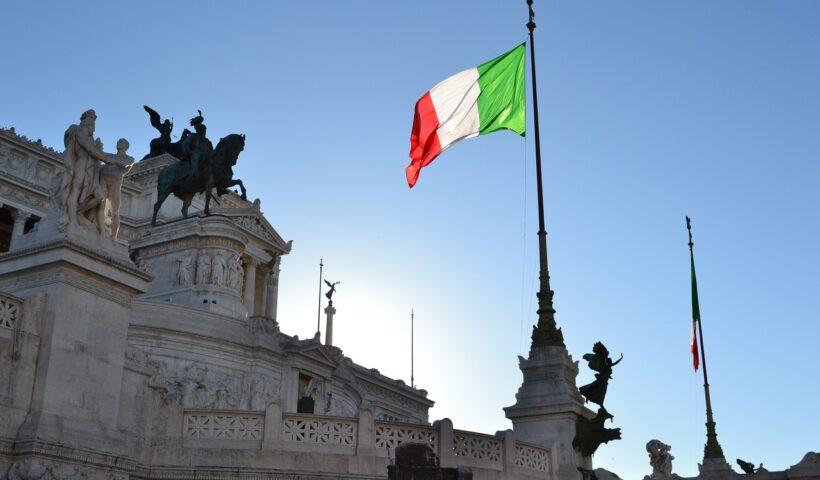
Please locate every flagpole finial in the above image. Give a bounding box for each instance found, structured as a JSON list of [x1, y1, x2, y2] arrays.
[[686, 216, 694, 250], [526, 0, 536, 32]]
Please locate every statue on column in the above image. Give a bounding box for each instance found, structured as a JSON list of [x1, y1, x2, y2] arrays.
[[324, 280, 340, 306]]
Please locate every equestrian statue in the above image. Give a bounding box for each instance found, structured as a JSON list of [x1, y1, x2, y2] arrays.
[[144, 106, 247, 226]]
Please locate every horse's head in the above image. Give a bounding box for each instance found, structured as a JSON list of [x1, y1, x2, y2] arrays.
[[213, 133, 246, 166]]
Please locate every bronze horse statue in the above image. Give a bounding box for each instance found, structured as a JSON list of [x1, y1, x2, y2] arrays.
[[151, 133, 247, 226]]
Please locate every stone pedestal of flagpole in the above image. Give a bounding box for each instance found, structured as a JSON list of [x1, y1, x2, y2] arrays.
[[698, 457, 736, 479], [504, 345, 595, 480], [324, 303, 336, 346]]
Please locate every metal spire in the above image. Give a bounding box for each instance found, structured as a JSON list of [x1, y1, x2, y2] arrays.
[[526, 0, 565, 352]]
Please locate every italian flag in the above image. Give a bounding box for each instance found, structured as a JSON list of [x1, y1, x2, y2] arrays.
[[406, 43, 526, 188]]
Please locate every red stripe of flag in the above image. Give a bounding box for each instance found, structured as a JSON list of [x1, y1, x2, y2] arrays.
[[691, 322, 700, 371], [407, 91, 442, 188]]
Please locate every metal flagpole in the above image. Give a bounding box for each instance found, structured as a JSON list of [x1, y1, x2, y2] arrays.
[[526, 0, 564, 351], [686, 217, 726, 462], [316, 258, 323, 336], [411, 309, 415, 388]]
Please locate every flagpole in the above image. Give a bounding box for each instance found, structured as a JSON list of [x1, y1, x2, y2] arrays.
[[526, 0, 564, 351], [411, 309, 415, 389], [686, 217, 726, 463], [317, 258, 324, 336]]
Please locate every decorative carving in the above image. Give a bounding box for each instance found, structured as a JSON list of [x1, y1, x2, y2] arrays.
[[515, 442, 551, 473], [184, 412, 264, 440], [195, 251, 211, 285], [211, 250, 227, 287], [174, 249, 194, 286], [644, 440, 678, 480], [228, 254, 244, 291], [375, 422, 438, 452], [453, 431, 502, 463], [147, 361, 240, 409], [247, 373, 280, 411], [5, 457, 127, 480], [0, 294, 20, 330], [282, 415, 357, 446]]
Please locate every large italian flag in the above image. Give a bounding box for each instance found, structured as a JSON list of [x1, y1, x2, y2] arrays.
[[406, 43, 527, 187]]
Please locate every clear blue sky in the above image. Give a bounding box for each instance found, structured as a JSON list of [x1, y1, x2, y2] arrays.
[[3, 1, 818, 478]]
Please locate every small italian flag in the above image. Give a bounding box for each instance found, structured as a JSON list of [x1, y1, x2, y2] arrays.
[[406, 43, 527, 188]]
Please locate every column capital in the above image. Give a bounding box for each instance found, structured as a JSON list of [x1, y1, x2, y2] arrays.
[[11, 209, 30, 221]]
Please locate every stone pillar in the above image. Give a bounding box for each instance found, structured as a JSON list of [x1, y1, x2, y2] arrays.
[[264, 261, 280, 319], [262, 403, 283, 450], [437, 418, 456, 468], [243, 257, 257, 315], [504, 346, 594, 480], [324, 303, 336, 346], [10, 210, 29, 248], [501, 429, 516, 474]]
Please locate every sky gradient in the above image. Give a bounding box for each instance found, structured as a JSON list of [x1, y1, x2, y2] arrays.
[[2, 1, 819, 478]]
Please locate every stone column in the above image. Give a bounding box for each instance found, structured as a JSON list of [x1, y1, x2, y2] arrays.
[[324, 303, 336, 346], [437, 418, 456, 468], [243, 257, 257, 315], [264, 260, 280, 319], [10, 210, 29, 248]]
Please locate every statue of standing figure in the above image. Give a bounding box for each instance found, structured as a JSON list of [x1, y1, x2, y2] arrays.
[[175, 250, 194, 286], [211, 250, 227, 287], [195, 252, 211, 285], [56, 109, 133, 240]]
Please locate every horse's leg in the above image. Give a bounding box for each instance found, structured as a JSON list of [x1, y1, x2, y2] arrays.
[[152, 189, 169, 226], [224, 179, 247, 200], [181, 193, 193, 218], [204, 178, 214, 216]]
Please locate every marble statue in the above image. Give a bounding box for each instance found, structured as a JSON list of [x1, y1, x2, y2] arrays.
[[195, 252, 211, 285], [55, 109, 131, 239], [644, 439, 675, 480], [98, 138, 135, 239], [175, 249, 194, 286], [211, 250, 227, 287], [228, 254, 244, 290]]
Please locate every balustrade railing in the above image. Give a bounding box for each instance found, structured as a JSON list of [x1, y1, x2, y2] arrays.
[[282, 413, 357, 446], [178, 408, 552, 478], [374, 420, 439, 453], [453, 429, 503, 465]]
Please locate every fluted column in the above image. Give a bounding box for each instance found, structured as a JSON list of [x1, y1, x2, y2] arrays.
[[265, 257, 280, 319], [10, 210, 30, 249], [243, 257, 257, 314]]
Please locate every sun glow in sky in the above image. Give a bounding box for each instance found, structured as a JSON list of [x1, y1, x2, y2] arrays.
[[3, 1, 819, 478]]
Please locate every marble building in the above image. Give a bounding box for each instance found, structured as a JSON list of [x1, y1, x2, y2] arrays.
[[0, 118, 576, 480]]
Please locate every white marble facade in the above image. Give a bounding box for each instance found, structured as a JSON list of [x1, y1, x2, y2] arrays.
[[0, 125, 473, 480]]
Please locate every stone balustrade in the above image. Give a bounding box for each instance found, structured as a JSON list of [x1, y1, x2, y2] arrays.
[[0, 292, 21, 331], [180, 406, 555, 479]]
